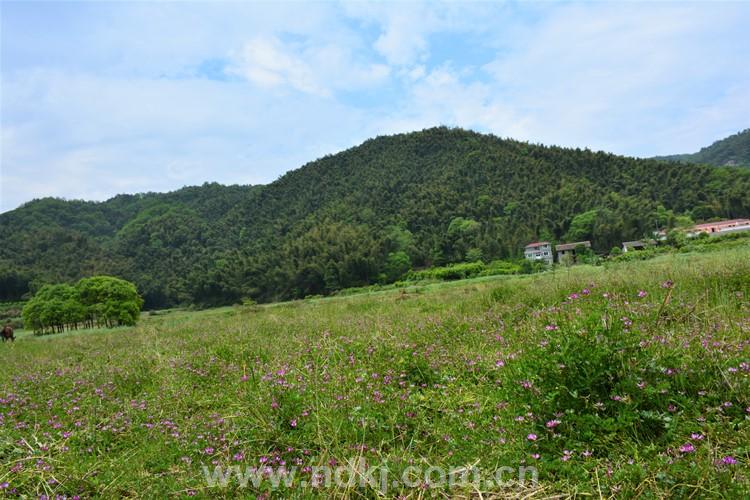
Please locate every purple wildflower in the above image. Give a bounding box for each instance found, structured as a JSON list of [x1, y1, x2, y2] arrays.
[[679, 443, 695, 453]]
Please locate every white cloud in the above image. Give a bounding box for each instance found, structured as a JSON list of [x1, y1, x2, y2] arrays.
[[478, 3, 750, 154], [0, 69, 378, 211], [2, 1, 749, 212], [228, 35, 390, 97]]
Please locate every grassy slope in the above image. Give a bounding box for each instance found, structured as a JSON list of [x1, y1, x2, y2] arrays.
[[1, 246, 749, 497]]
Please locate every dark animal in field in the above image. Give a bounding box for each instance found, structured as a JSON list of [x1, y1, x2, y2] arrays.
[[1, 325, 14, 342]]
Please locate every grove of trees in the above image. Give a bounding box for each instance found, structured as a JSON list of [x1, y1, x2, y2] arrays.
[[2, 127, 749, 308], [22, 276, 143, 334]]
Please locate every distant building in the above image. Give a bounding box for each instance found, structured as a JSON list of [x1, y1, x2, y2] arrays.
[[556, 241, 591, 263], [689, 219, 750, 236], [524, 241, 553, 265], [622, 240, 647, 252]]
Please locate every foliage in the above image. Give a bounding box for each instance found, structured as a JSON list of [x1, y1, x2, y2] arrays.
[[22, 276, 143, 334], [2, 128, 749, 307], [654, 128, 750, 168]]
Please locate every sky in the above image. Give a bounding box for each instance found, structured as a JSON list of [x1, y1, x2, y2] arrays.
[[2, 1, 749, 213]]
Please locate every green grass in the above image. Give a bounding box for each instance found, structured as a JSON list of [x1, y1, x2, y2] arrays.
[[1, 246, 749, 497]]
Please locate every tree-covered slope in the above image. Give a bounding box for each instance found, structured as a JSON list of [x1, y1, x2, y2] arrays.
[[2, 127, 749, 307], [653, 128, 750, 167]]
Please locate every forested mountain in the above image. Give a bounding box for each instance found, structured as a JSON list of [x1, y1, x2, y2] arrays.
[[653, 129, 750, 167], [2, 127, 749, 307]]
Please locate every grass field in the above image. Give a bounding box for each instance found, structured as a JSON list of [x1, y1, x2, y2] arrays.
[[1, 246, 749, 498]]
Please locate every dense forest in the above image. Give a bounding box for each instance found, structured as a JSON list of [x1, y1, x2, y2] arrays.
[[2, 127, 749, 308], [653, 128, 750, 168]]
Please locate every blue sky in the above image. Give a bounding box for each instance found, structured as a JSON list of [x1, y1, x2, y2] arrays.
[[2, 1, 749, 212]]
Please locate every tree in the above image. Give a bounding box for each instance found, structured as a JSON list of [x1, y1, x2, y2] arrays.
[[22, 283, 83, 334], [383, 251, 411, 283], [76, 276, 143, 327]]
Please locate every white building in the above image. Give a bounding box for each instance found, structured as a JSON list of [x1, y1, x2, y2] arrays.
[[524, 241, 553, 265]]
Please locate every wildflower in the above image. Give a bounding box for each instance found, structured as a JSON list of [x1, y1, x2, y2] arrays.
[[241, 374, 249, 382], [290, 419, 297, 428], [530, 453, 540, 459], [546, 419, 561, 428], [203, 447, 214, 454], [545, 324, 558, 331], [527, 433, 537, 441], [679, 443, 695, 453], [661, 280, 674, 289], [233, 452, 244, 462], [581, 288, 591, 295], [690, 433, 704, 441], [0, 482, 8, 489], [637, 290, 648, 298], [561, 450, 574, 461], [495, 360, 505, 367], [721, 456, 737, 465]]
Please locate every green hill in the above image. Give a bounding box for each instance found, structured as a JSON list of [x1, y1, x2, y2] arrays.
[[653, 128, 750, 167], [2, 127, 749, 307]]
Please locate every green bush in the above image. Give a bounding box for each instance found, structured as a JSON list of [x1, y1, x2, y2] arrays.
[[22, 276, 143, 334]]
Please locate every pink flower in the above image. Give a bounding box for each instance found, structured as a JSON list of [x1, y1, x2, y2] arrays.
[[721, 456, 737, 465], [637, 290, 648, 298], [679, 443, 695, 453], [546, 419, 561, 428], [527, 433, 538, 441], [290, 419, 297, 428], [545, 324, 558, 331], [690, 433, 704, 441]]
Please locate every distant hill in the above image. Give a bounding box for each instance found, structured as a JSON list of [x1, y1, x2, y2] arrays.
[[653, 129, 750, 168], [2, 127, 749, 307]]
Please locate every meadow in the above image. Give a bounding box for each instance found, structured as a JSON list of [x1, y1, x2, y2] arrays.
[[1, 246, 749, 498]]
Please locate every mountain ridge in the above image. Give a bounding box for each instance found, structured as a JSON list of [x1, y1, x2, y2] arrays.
[[652, 128, 750, 168], [2, 126, 749, 307]]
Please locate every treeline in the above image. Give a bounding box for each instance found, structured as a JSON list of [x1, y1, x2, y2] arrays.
[[653, 128, 750, 168], [2, 127, 750, 308], [22, 276, 143, 334]]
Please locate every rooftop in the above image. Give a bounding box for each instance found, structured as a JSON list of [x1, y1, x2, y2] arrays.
[[525, 241, 550, 248], [693, 219, 750, 230], [556, 241, 592, 251]]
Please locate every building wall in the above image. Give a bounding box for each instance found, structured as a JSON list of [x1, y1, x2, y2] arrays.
[[524, 244, 553, 265]]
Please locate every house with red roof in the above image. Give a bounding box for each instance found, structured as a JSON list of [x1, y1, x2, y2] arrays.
[[524, 241, 553, 265], [688, 219, 750, 236]]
